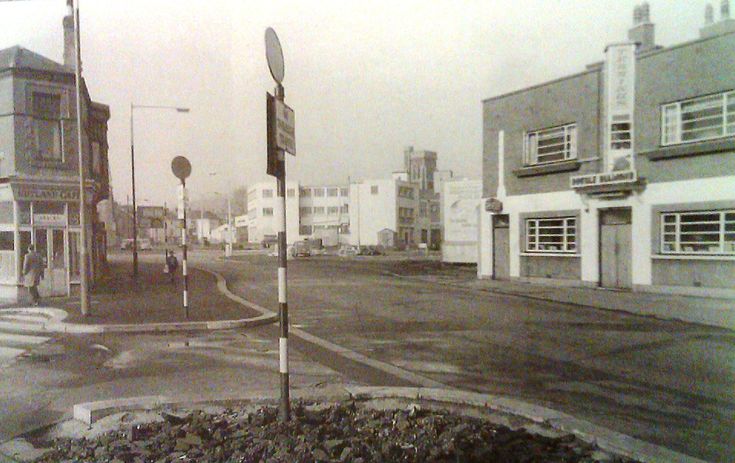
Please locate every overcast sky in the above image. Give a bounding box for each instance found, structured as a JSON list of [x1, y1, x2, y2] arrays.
[[0, 0, 712, 207]]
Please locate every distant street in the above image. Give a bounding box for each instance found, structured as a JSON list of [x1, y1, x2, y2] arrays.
[[202, 251, 735, 463]]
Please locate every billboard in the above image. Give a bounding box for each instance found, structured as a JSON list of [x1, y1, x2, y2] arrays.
[[443, 180, 482, 243], [604, 43, 636, 172]]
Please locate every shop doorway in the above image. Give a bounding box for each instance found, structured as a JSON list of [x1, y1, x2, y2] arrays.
[[493, 214, 510, 280], [34, 228, 67, 297], [599, 208, 632, 289]]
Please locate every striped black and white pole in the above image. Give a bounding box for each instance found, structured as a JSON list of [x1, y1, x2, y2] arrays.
[[181, 180, 189, 319], [275, 83, 290, 421]]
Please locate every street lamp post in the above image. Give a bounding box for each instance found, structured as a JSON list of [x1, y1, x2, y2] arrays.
[[130, 104, 189, 277], [211, 175, 234, 258]]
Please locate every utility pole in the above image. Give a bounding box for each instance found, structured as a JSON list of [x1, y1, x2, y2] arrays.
[[71, 0, 89, 316]]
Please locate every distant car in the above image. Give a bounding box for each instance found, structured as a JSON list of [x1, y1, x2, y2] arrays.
[[120, 238, 152, 251], [338, 245, 359, 257], [291, 241, 311, 257]]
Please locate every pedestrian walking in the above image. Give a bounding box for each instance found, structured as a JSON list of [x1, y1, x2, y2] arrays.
[[165, 250, 179, 284], [22, 245, 44, 306]]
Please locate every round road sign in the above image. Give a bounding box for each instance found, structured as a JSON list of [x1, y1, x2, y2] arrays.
[[171, 156, 192, 181], [265, 27, 285, 83]]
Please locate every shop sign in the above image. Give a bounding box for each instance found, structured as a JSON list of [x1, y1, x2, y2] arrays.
[[13, 185, 79, 202], [138, 206, 165, 218], [570, 170, 637, 189], [604, 43, 636, 172], [234, 216, 249, 227], [34, 213, 66, 226], [484, 198, 503, 213]]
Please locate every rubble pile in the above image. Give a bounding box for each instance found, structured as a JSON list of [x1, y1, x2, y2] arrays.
[[36, 402, 638, 462]]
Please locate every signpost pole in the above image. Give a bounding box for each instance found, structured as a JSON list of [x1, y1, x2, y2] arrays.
[[181, 180, 189, 319], [275, 83, 290, 422]]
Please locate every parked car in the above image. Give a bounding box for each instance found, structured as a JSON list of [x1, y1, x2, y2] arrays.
[[291, 241, 311, 257], [119, 238, 152, 251], [337, 245, 359, 257]]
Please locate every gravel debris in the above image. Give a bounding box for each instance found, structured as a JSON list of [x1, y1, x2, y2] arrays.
[[34, 402, 639, 462]]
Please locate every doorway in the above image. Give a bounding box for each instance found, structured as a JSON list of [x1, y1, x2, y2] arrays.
[[599, 208, 632, 289], [34, 228, 67, 297], [493, 214, 510, 280]]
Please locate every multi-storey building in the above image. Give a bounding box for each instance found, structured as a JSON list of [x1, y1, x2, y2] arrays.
[[349, 176, 419, 247], [0, 7, 110, 300], [479, 2, 735, 297]]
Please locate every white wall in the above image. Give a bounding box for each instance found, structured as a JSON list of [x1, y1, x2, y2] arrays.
[[349, 179, 397, 246], [442, 179, 481, 263]]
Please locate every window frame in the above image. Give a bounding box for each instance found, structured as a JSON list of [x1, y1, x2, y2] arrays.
[[524, 123, 577, 167], [661, 90, 735, 146], [525, 217, 577, 254], [32, 92, 64, 161], [660, 210, 735, 255]]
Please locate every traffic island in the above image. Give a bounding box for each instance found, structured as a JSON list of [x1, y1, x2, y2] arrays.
[[23, 393, 638, 463]]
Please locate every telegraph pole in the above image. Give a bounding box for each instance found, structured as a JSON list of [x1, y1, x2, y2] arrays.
[[265, 27, 296, 422], [71, 0, 90, 316]]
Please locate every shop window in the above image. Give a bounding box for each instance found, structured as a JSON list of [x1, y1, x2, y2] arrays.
[[33, 92, 63, 161], [524, 123, 577, 166], [18, 202, 31, 225], [526, 217, 577, 253], [0, 202, 13, 224], [661, 210, 735, 254], [0, 232, 13, 251], [662, 91, 735, 146]]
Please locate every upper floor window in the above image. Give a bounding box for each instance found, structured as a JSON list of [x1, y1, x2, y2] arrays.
[[524, 123, 577, 166], [300, 207, 312, 216], [327, 206, 339, 215], [300, 188, 311, 197], [661, 210, 735, 255], [526, 217, 577, 253], [262, 189, 273, 198], [662, 91, 735, 146], [314, 188, 325, 197], [327, 188, 338, 197], [339, 188, 348, 196], [262, 207, 273, 216], [313, 206, 325, 215], [33, 92, 62, 161], [371, 185, 378, 195]]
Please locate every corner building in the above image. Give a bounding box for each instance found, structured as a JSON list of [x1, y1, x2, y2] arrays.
[[479, 3, 735, 298]]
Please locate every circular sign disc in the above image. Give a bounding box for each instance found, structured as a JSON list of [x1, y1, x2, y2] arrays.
[[171, 156, 192, 180], [265, 27, 285, 83]]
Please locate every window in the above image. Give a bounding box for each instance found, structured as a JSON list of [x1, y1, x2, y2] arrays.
[[33, 92, 62, 160], [341, 205, 348, 214], [398, 186, 414, 199], [340, 223, 350, 234], [300, 207, 312, 216], [339, 188, 348, 196], [662, 91, 735, 145], [419, 202, 428, 218], [262, 189, 273, 198], [262, 207, 274, 216], [327, 188, 338, 197], [299, 225, 312, 235], [371, 185, 378, 195], [327, 206, 339, 215], [661, 210, 735, 255], [300, 188, 311, 197], [610, 115, 632, 150], [314, 188, 325, 197], [313, 207, 325, 215], [526, 217, 577, 253], [524, 123, 577, 166]]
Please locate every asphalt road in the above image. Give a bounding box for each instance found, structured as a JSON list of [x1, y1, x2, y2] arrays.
[[204, 252, 735, 463]]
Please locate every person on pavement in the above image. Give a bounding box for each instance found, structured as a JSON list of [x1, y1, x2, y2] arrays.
[[22, 245, 44, 306], [165, 250, 179, 284]]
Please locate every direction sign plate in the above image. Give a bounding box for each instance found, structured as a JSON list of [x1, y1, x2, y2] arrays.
[[275, 100, 296, 155]]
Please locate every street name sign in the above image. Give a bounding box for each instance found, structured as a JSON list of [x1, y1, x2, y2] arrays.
[[275, 100, 296, 155]]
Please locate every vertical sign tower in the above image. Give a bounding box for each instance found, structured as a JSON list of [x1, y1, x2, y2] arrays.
[[171, 156, 192, 319], [265, 27, 296, 422]]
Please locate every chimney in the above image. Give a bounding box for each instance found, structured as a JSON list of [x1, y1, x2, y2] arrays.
[[63, 0, 75, 69], [700, 0, 735, 38], [628, 2, 656, 52]]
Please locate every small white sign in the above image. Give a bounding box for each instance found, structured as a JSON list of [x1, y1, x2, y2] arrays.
[[275, 100, 296, 155], [570, 170, 637, 189], [34, 213, 66, 226]]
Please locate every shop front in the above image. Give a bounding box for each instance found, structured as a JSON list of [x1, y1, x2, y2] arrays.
[[0, 182, 88, 302]]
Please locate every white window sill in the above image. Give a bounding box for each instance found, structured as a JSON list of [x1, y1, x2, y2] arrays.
[[521, 252, 581, 257], [652, 254, 735, 261]]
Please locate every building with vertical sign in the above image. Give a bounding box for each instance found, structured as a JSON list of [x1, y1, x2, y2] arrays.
[[479, 2, 735, 297], [0, 8, 110, 301]]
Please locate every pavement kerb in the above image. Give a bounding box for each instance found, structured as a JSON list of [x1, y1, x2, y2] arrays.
[[63, 386, 706, 463], [0, 267, 277, 335], [385, 271, 735, 331]]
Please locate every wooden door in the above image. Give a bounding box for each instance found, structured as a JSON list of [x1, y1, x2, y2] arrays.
[[600, 209, 632, 289], [493, 215, 510, 280]]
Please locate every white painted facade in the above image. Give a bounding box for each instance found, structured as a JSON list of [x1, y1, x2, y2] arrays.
[[442, 179, 482, 263], [348, 178, 420, 247]]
